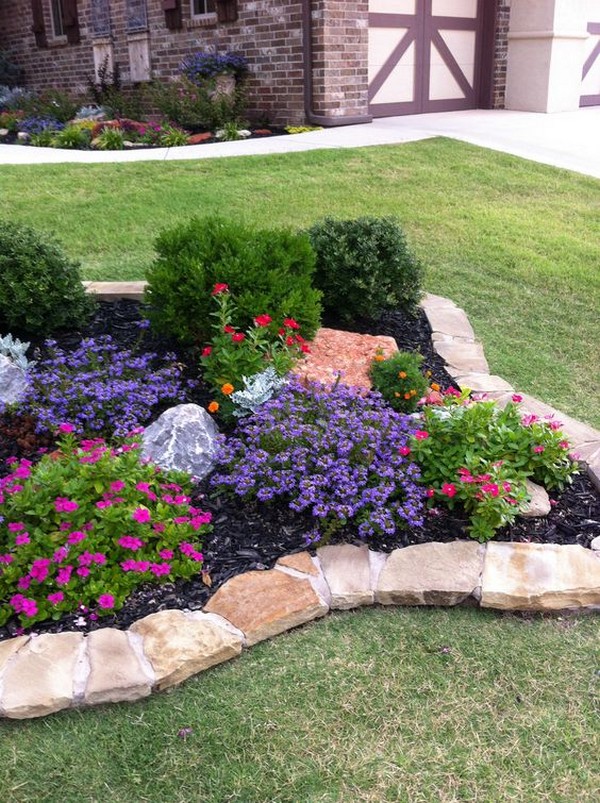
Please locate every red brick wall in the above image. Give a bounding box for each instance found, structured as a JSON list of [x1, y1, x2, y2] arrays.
[[492, 1, 511, 109]]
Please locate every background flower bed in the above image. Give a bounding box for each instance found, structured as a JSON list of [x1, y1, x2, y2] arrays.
[[1, 298, 598, 642]]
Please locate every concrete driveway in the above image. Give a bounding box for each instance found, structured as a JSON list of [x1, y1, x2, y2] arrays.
[[1, 107, 598, 179]]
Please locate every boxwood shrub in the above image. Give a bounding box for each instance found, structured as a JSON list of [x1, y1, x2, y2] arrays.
[[145, 216, 322, 346]]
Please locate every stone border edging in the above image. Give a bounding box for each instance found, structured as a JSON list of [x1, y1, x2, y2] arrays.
[[1, 288, 598, 720]]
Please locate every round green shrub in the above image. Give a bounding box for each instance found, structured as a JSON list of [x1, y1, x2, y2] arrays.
[[307, 216, 423, 324], [0, 221, 94, 339], [145, 216, 322, 346], [369, 350, 429, 413]]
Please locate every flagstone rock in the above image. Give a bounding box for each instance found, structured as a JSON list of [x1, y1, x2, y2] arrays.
[[0, 635, 28, 682], [420, 293, 457, 310], [588, 463, 600, 493], [204, 568, 329, 646], [423, 307, 475, 340], [316, 543, 375, 609], [520, 480, 551, 518], [0, 354, 29, 405], [433, 341, 489, 374], [141, 403, 219, 480], [591, 536, 600, 551], [275, 551, 319, 576], [1, 633, 83, 718], [293, 328, 397, 390], [376, 541, 485, 606], [452, 373, 514, 393], [481, 542, 600, 611], [130, 610, 243, 691], [84, 628, 152, 705]]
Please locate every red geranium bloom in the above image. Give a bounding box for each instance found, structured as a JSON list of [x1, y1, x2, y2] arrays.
[[232, 333, 246, 343], [212, 283, 229, 295], [223, 325, 235, 334], [441, 483, 457, 497], [414, 430, 429, 440], [283, 317, 300, 329], [300, 344, 311, 354], [201, 346, 212, 357], [254, 314, 272, 327]]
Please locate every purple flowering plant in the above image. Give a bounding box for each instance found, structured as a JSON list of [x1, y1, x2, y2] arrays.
[[0, 426, 210, 628], [18, 334, 190, 438], [181, 51, 249, 83], [210, 377, 426, 545]]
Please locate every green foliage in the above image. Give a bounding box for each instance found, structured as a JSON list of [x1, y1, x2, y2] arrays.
[[53, 124, 91, 149], [410, 392, 578, 541], [159, 124, 189, 147], [0, 431, 210, 627], [0, 110, 21, 133], [307, 216, 423, 323], [29, 129, 56, 147], [94, 126, 125, 150], [0, 220, 94, 339], [145, 76, 247, 131], [19, 88, 79, 123], [145, 216, 321, 346], [369, 350, 429, 413]]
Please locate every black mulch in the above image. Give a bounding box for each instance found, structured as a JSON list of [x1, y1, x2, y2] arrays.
[[1, 300, 599, 641]]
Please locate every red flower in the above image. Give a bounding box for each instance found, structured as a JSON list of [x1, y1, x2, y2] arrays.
[[426, 489, 435, 498], [254, 314, 272, 327], [231, 333, 245, 343], [283, 317, 300, 330], [201, 346, 212, 357], [414, 430, 429, 440], [441, 483, 457, 498], [300, 344, 311, 354], [212, 283, 229, 295], [286, 336, 295, 346], [223, 325, 235, 334], [295, 334, 305, 343], [399, 446, 411, 456]]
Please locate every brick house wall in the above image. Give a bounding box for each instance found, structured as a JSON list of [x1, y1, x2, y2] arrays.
[[0, 0, 512, 125]]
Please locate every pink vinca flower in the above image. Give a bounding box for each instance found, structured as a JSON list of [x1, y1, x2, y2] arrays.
[[132, 508, 151, 524], [98, 594, 115, 609]]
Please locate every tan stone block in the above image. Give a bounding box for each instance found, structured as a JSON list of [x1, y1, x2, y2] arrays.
[[84, 628, 152, 705], [431, 332, 475, 344], [317, 543, 374, 609], [420, 293, 457, 310], [276, 551, 319, 576], [204, 569, 329, 646], [521, 479, 551, 518], [453, 373, 514, 393], [1, 633, 83, 719], [83, 281, 147, 302], [481, 542, 600, 611], [130, 610, 242, 691], [0, 635, 28, 677], [574, 441, 600, 465], [424, 307, 475, 340], [376, 542, 485, 606], [433, 341, 489, 374], [588, 462, 600, 493]]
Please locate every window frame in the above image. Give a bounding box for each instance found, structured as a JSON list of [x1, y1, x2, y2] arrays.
[[190, 0, 216, 20]]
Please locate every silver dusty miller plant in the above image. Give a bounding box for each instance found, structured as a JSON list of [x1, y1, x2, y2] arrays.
[[231, 366, 288, 418], [0, 333, 35, 371]]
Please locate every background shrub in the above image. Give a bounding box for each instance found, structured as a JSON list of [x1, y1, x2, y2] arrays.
[[145, 216, 321, 346], [0, 221, 94, 339], [369, 350, 429, 413], [307, 216, 423, 323]]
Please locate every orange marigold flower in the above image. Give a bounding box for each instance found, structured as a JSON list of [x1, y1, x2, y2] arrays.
[[207, 401, 219, 413], [404, 392, 411, 400], [374, 354, 385, 362], [398, 371, 407, 379], [410, 389, 417, 397], [394, 392, 401, 397], [431, 382, 441, 392], [221, 383, 234, 396]]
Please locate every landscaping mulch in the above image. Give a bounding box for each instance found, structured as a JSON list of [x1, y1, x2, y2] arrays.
[[1, 299, 599, 641]]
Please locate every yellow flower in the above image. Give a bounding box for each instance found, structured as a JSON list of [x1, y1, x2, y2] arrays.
[[394, 392, 401, 398], [221, 383, 234, 396], [398, 371, 407, 379], [208, 401, 219, 413], [410, 389, 417, 397]]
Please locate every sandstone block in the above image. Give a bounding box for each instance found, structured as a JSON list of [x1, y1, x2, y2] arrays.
[[276, 551, 319, 576], [433, 341, 489, 374], [0, 636, 29, 680], [481, 542, 600, 611], [204, 569, 329, 646], [1, 633, 82, 718], [591, 536, 600, 551], [420, 293, 457, 310], [424, 307, 475, 340], [588, 462, 600, 494], [376, 541, 485, 606], [520, 479, 551, 518], [84, 628, 152, 705], [453, 373, 514, 393], [131, 610, 242, 691], [316, 543, 374, 609]]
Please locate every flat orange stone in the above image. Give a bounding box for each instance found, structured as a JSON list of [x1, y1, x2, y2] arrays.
[[276, 551, 319, 576]]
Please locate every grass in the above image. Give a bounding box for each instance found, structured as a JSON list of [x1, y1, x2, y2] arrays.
[[1, 607, 598, 802], [1, 139, 599, 428]]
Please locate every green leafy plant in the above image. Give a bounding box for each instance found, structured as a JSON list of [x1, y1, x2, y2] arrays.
[[307, 216, 423, 324], [0, 110, 22, 133], [94, 126, 125, 150], [159, 124, 190, 147], [29, 129, 57, 147], [216, 121, 247, 141], [200, 283, 309, 420], [19, 88, 79, 124], [409, 391, 578, 541], [145, 216, 321, 346], [0, 220, 94, 339], [53, 123, 91, 149], [369, 350, 430, 413], [0, 428, 210, 628]]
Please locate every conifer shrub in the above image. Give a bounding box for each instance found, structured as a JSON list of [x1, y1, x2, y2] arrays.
[[307, 216, 423, 323], [145, 216, 322, 346], [0, 221, 94, 339]]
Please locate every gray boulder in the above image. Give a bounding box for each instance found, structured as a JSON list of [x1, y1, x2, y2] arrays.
[[141, 404, 219, 480], [0, 354, 29, 405]]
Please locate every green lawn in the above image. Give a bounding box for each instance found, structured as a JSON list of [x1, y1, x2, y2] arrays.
[[1, 138, 598, 428], [1, 607, 598, 802]]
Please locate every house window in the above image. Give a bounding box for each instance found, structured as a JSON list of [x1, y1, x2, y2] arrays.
[[191, 0, 215, 18], [50, 0, 65, 37]]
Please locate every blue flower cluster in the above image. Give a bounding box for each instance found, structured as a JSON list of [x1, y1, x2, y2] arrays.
[[211, 378, 426, 545], [180, 51, 249, 83], [18, 115, 64, 135], [20, 336, 191, 438]]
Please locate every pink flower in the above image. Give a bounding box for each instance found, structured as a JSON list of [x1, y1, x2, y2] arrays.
[[480, 483, 500, 497], [110, 480, 126, 493], [283, 317, 300, 330], [521, 414, 538, 427], [15, 533, 30, 546], [8, 522, 25, 532], [57, 422, 75, 433], [548, 420, 562, 431], [30, 558, 51, 583], [441, 483, 457, 498], [211, 282, 229, 295], [76, 566, 90, 578], [533, 445, 545, 454], [190, 513, 211, 529], [47, 592, 64, 605], [67, 530, 87, 545], [0, 553, 13, 565], [201, 346, 212, 357], [399, 446, 411, 456], [92, 553, 107, 565], [511, 394, 523, 403], [132, 508, 151, 524], [17, 576, 31, 590], [98, 594, 115, 609], [54, 497, 79, 513], [426, 489, 435, 498], [95, 499, 113, 509], [254, 314, 272, 327], [77, 551, 94, 566], [231, 332, 246, 343], [159, 549, 174, 559], [56, 565, 73, 585], [558, 440, 569, 449], [52, 546, 69, 563], [118, 536, 145, 550], [150, 562, 171, 577], [414, 430, 429, 440], [173, 516, 189, 524], [153, 522, 166, 533]]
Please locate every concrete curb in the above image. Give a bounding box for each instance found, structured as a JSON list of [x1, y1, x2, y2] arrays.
[[1, 288, 598, 720]]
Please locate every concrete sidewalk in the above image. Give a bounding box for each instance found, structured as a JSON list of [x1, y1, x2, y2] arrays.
[[1, 108, 599, 179]]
